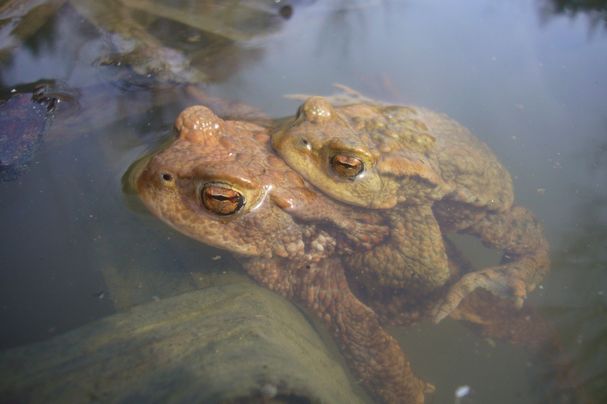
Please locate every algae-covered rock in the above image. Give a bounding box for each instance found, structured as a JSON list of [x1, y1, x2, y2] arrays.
[[0, 283, 366, 403]]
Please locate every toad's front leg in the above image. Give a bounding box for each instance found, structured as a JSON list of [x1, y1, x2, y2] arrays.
[[434, 204, 550, 322], [246, 257, 432, 404], [347, 205, 451, 296]]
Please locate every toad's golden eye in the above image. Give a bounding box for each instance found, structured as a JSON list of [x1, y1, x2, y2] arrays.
[[201, 184, 245, 215], [330, 154, 364, 178]]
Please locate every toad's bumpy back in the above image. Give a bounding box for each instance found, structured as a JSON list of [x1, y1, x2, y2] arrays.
[[409, 106, 514, 212]]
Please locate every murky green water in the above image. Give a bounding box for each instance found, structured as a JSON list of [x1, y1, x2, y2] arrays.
[[1, 1, 606, 403]]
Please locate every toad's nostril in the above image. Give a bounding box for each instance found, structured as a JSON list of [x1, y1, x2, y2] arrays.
[[300, 138, 312, 150]]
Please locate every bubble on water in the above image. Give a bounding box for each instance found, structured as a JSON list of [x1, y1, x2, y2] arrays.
[[260, 383, 277, 398], [455, 385, 471, 398]]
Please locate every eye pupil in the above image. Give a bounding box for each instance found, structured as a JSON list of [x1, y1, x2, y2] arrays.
[[331, 155, 364, 178], [162, 173, 173, 181], [202, 184, 244, 215]]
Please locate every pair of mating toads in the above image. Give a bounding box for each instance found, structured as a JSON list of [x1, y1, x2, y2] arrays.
[[136, 91, 549, 404]]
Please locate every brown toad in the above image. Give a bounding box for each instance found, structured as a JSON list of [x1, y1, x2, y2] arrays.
[[272, 95, 550, 321], [136, 105, 433, 404]]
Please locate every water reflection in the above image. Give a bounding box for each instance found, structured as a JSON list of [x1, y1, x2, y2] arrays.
[[0, 0, 66, 60], [539, 0, 607, 31], [1, 1, 294, 84], [69, 0, 290, 82]]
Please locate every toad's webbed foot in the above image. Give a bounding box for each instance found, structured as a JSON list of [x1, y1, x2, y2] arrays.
[[434, 205, 550, 322], [432, 265, 527, 323], [468, 204, 550, 288]]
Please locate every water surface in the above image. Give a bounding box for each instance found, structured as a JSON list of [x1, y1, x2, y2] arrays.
[[1, 1, 606, 402]]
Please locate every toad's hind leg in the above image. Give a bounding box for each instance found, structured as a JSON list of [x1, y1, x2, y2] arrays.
[[434, 204, 550, 323], [246, 257, 432, 404]]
